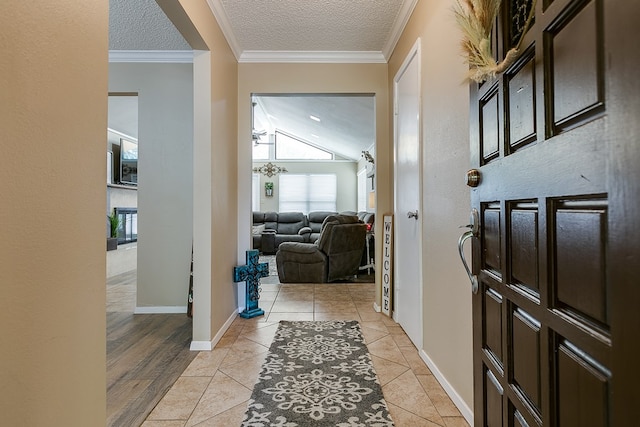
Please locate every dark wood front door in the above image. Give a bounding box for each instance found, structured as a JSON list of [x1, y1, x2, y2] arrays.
[[469, 0, 639, 425]]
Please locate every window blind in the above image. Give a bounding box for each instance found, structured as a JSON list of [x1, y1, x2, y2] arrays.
[[279, 174, 337, 213]]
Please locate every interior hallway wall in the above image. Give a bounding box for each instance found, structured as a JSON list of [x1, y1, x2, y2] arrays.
[[166, 0, 240, 345], [109, 62, 194, 311], [0, 1, 108, 425], [239, 63, 389, 306], [253, 160, 358, 213], [389, 0, 474, 417]]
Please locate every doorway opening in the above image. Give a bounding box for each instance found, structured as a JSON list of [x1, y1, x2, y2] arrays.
[[250, 94, 377, 285]]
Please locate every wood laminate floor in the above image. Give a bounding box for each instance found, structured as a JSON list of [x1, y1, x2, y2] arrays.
[[106, 271, 197, 427]]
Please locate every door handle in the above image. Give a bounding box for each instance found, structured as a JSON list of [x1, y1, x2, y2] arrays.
[[407, 210, 419, 220], [458, 209, 479, 294]]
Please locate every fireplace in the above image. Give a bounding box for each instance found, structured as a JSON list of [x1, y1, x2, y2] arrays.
[[115, 207, 137, 244]]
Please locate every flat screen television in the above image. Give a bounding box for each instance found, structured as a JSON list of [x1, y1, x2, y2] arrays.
[[120, 138, 138, 185]]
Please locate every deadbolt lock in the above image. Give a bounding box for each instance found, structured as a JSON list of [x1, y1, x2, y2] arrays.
[[466, 169, 481, 187]]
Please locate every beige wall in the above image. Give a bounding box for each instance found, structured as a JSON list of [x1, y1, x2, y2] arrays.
[[253, 161, 358, 213], [389, 0, 474, 414], [174, 0, 240, 343], [109, 62, 194, 311], [238, 63, 390, 304], [0, 1, 108, 425]]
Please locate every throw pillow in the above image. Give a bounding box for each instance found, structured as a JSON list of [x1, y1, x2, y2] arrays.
[[252, 224, 266, 235]]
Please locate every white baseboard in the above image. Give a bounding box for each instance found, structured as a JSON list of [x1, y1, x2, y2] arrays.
[[190, 308, 239, 351], [373, 302, 381, 312], [419, 349, 474, 426], [134, 306, 187, 314], [190, 340, 213, 351]]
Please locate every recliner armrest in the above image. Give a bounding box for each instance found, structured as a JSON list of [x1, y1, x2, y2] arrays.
[[298, 226, 312, 235]]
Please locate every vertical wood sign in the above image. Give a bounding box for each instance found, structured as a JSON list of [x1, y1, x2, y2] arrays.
[[382, 215, 393, 316]]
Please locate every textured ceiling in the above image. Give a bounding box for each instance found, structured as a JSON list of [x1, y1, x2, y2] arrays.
[[109, 0, 190, 50], [218, 0, 406, 54], [108, 0, 411, 160]]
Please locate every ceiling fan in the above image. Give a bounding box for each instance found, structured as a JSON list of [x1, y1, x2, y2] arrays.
[[252, 102, 273, 145]]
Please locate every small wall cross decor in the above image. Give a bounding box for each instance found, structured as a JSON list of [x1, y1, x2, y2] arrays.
[[233, 250, 269, 318]]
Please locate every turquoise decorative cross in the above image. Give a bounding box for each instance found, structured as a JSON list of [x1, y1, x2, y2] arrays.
[[233, 250, 269, 319]]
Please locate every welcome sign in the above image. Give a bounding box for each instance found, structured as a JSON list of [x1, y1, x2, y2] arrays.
[[382, 215, 393, 317]]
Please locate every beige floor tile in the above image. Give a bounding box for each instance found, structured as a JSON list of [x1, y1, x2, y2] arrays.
[[314, 300, 357, 312], [258, 291, 279, 301], [359, 310, 390, 322], [386, 325, 407, 335], [351, 291, 377, 302], [417, 374, 462, 417], [267, 312, 314, 322], [147, 376, 211, 421], [367, 335, 409, 367], [279, 284, 314, 292], [314, 292, 353, 302], [314, 311, 361, 321], [399, 346, 432, 375], [141, 421, 186, 427], [190, 401, 249, 426], [185, 372, 252, 427], [270, 300, 314, 313], [370, 355, 410, 386], [383, 370, 444, 424], [360, 325, 390, 344], [386, 403, 442, 427], [236, 318, 276, 331], [181, 348, 228, 377], [221, 336, 269, 367], [273, 292, 314, 302], [220, 351, 268, 389], [214, 334, 237, 349], [241, 322, 279, 347], [391, 332, 415, 348], [360, 320, 389, 333], [443, 416, 471, 427]]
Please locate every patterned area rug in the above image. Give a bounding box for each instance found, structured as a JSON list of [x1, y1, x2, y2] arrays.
[[242, 320, 394, 426]]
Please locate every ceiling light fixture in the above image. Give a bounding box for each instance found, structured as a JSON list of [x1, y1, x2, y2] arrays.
[[309, 115, 321, 122]]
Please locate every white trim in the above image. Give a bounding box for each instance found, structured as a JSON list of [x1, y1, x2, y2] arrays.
[[107, 127, 137, 142], [108, 50, 194, 63], [206, 0, 242, 60], [372, 302, 381, 313], [383, 0, 419, 60], [134, 306, 187, 314], [238, 50, 387, 64], [190, 308, 239, 351], [190, 340, 213, 351], [419, 349, 474, 426]]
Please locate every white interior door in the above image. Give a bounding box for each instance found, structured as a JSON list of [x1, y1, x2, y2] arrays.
[[393, 40, 422, 349]]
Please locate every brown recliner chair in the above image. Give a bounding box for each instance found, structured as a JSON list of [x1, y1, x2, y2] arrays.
[[275, 214, 367, 283]]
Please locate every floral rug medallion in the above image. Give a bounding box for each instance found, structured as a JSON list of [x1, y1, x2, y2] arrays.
[[242, 320, 394, 426]]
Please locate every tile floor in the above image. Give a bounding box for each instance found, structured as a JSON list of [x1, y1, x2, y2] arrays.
[[141, 280, 470, 426]]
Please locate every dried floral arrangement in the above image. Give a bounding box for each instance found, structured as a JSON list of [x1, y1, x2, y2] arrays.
[[454, 0, 536, 83]]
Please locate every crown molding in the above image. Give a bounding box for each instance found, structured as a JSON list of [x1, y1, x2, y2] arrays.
[[382, 0, 419, 60], [108, 50, 194, 63], [238, 50, 387, 64], [207, 0, 242, 60]]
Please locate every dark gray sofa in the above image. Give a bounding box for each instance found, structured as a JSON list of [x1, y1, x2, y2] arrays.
[[252, 211, 310, 254], [253, 210, 374, 254]]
